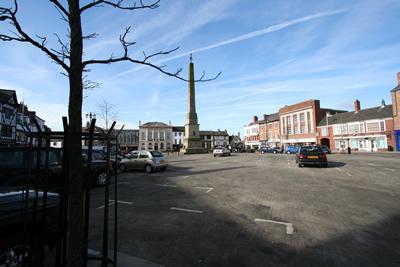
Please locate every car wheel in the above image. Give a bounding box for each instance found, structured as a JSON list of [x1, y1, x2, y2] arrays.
[[119, 164, 126, 173], [145, 164, 153, 173], [273, 151, 277, 154], [298, 163, 303, 168], [213, 155, 216, 157], [161, 166, 167, 171], [96, 171, 108, 186], [323, 163, 328, 168]]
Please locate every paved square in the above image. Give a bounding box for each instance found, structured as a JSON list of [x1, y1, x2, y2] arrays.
[[89, 152, 400, 266]]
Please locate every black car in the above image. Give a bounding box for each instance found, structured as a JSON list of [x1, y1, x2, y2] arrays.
[[0, 147, 113, 188], [296, 145, 328, 168], [259, 147, 281, 154], [0, 188, 59, 266]]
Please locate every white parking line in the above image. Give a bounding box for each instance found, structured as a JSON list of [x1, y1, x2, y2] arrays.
[[96, 199, 133, 209], [345, 172, 352, 177], [255, 218, 294, 234], [155, 183, 177, 188], [181, 175, 190, 179], [170, 207, 204, 214], [367, 163, 379, 167], [384, 168, 395, 172], [195, 186, 214, 193], [335, 167, 342, 172]]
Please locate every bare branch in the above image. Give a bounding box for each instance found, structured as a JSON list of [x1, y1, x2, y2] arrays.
[[49, 0, 69, 17], [83, 33, 99, 40], [83, 26, 221, 82], [0, 1, 70, 71], [80, 0, 160, 13]]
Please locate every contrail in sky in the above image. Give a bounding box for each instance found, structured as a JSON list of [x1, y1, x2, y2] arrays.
[[108, 8, 348, 80]]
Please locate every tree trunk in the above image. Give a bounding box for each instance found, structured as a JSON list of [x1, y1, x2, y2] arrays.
[[67, 1, 84, 266]]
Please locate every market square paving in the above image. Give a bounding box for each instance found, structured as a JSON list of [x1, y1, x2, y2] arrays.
[[88, 152, 400, 267]]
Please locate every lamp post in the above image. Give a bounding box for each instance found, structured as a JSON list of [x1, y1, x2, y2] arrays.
[[85, 112, 96, 121]]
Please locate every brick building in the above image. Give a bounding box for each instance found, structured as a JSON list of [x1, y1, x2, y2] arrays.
[[265, 113, 280, 147], [317, 100, 394, 152], [244, 115, 260, 149], [279, 99, 344, 147], [392, 72, 400, 151]]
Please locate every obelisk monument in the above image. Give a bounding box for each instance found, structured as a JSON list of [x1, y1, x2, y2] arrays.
[[182, 54, 206, 154]]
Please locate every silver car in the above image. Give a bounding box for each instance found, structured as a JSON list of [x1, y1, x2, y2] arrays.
[[213, 146, 231, 157], [119, 150, 168, 173]]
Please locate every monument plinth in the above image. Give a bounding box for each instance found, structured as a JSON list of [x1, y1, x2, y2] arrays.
[[182, 55, 206, 154]]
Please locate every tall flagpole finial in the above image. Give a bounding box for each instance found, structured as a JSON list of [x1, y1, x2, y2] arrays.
[[189, 53, 193, 63]]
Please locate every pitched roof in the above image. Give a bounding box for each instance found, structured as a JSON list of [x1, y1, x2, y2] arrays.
[[267, 112, 279, 122], [391, 84, 400, 92], [318, 105, 393, 126], [0, 89, 18, 105], [200, 130, 229, 136], [140, 121, 171, 128]]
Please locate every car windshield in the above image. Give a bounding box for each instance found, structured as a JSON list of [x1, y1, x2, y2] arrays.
[[300, 146, 322, 153], [150, 151, 164, 157]]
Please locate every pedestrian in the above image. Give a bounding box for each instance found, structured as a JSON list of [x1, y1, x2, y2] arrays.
[[347, 146, 351, 154]]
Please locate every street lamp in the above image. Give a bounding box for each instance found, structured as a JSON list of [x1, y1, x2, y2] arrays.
[[85, 112, 96, 121]]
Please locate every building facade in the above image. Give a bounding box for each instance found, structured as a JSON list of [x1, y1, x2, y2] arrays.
[[244, 116, 260, 149], [172, 126, 185, 149], [200, 130, 230, 151], [392, 72, 400, 151], [265, 113, 280, 147], [118, 129, 139, 152], [317, 100, 394, 152], [0, 89, 18, 146], [279, 99, 344, 147], [139, 122, 173, 151]]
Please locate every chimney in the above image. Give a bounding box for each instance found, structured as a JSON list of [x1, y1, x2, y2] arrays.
[[397, 72, 400, 85], [263, 114, 268, 122], [381, 99, 386, 108], [237, 131, 240, 138], [253, 115, 258, 123], [139, 120, 141, 126], [354, 100, 361, 113]]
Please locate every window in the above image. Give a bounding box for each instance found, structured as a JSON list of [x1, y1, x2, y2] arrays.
[[193, 131, 196, 136], [366, 122, 380, 132], [160, 131, 164, 140], [179, 132, 182, 136], [0, 124, 13, 138], [139, 152, 149, 158], [300, 113, 305, 122], [287, 116, 291, 125], [174, 132, 177, 136], [293, 115, 298, 124], [321, 127, 327, 136], [141, 132, 145, 140], [380, 121, 385, 132], [3, 107, 13, 119], [287, 127, 292, 135], [348, 124, 359, 134]]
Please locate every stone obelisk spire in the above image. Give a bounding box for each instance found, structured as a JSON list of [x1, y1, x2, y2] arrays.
[[182, 54, 205, 154]]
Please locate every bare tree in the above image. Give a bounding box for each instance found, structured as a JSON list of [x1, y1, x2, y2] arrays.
[[97, 99, 118, 130], [0, 1, 220, 266]]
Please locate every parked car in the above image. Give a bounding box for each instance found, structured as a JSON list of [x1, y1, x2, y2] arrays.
[[0, 188, 59, 266], [0, 147, 114, 188], [272, 147, 283, 154], [119, 150, 168, 173], [260, 147, 282, 154], [321, 145, 331, 154], [296, 145, 328, 168], [286, 146, 299, 154], [213, 146, 231, 157]]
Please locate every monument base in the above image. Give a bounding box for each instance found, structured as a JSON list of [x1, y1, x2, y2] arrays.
[[182, 138, 207, 154]]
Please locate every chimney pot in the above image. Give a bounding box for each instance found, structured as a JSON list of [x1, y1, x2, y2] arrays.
[[354, 100, 361, 113], [253, 115, 258, 123]]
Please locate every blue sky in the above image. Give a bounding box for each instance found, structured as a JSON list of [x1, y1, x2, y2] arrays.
[[1, 0, 400, 135]]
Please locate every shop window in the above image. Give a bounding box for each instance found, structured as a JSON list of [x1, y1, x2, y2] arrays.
[[366, 122, 380, 132]]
